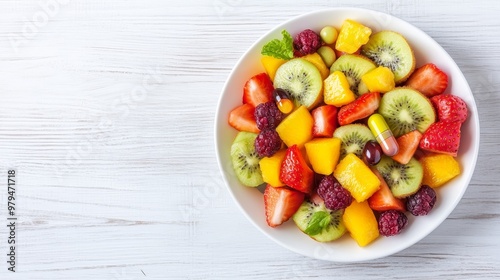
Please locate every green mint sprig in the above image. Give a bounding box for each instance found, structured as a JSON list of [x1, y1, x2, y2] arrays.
[[304, 211, 331, 236], [261, 30, 294, 60]]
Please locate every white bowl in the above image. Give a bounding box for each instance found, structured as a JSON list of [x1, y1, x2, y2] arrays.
[[214, 8, 480, 262]]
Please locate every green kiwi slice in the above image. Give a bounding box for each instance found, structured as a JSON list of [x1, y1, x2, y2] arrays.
[[273, 58, 323, 109], [374, 156, 423, 198], [333, 124, 375, 159], [361, 31, 416, 83], [293, 196, 346, 242], [330, 54, 377, 96], [378, 87, 436, 137], [230, 132, 263, 187]]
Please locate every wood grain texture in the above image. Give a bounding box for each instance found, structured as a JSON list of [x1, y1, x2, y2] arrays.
[[0, 0, 499, 279]]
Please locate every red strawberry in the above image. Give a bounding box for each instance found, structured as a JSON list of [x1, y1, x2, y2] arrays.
[[368, 169, 406, 212], [280, 145, 314, 193], [243, 73, 274, 107], [420, 121, 461, 156], [392, 130, 423, 165], [293, 49, 304, 58], [337, 92, 380, 126], [431, 94, 468, 123], [405, 63, 448, 97], [311, 105, 338, 137], [264, 185, 305, 227], [228, 104, 260, 133], [309, 191, 324, 205]]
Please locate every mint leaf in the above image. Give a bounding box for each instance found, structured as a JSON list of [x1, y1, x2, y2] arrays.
[[304, 211, 331, 236], [261, 30, 294, 60]]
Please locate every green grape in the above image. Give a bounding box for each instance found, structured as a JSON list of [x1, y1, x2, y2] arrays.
[[317, 46, 336, 68], [320, 26, 338, 45]]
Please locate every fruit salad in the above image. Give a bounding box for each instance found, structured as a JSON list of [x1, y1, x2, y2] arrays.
[[227, 19, 468, 247]]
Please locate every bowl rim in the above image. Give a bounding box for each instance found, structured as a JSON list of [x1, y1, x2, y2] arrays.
[[214, 7, 480, 262]]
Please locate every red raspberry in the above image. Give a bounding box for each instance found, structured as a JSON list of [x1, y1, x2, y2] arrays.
[[378, 210, 408, 236], [317, 176, 352, 210], [254, 129, 282, 157], [254, 101, 284, 130], [406, 185, 436, 216], [293, 29, 322, 55]]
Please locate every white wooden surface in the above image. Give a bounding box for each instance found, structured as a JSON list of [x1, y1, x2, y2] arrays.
[[0, 0, 499, 279]]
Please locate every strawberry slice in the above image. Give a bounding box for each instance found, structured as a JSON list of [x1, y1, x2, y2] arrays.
[[405, 63, 448, 97], [228, 104, 260, 133], [337, 92, 380, 126], [243, 73, 274, 107], [280, 145, 314, 193], [368, 169, 406, 212], [311, 105, 338, 137], [420, 121, 461, 156], [392, 130, 423, 165], [264, 185, 305, 227], [431, 94, 468, 123]]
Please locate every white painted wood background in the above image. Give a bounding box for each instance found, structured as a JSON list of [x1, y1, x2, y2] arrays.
[[0, 0, 498, 279]]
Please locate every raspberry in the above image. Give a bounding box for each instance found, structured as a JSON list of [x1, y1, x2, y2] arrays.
[[317, 176, 352, 210], [254, 129, 282, 157], [378, 210, 408, 236], [293, 29, 322, 55], [254, 101, 284, 130], [406, 185, 436, 216]]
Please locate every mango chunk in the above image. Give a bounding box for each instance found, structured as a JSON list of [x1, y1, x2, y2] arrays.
[[420, 154, 461, 188], [261, 55, 287, 81], [304, 138, 341, 175], [301, 52, 330, 80], [259, 150, 287, 187], [276, 106, 313, 148], [361, 66, 395, 93], [343, 200, 379, 246], [333, 153, 380, 202], [324, 71, 356, 106], [335, 20, 372, 54]]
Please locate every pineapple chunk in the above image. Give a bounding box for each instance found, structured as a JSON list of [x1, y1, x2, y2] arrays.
[[343, 200, 379, 246], [333, 153, 380, 202], [304, 138, 341, 175], [420, 154, 461, 188], [301, 53, 330, 80], [361, 66, 395, 93], [324, 71, 356, 106], [259, 150, 287, 187], [276, 106, 313, 147], [335, 20, 372, 54], [261, 55, 287, 81]]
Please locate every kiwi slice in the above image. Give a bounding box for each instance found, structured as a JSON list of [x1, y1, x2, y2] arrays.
[[333, 124, 375, 159], [378, 87, 436, 137], [375, 156, 423, 198], [230, 132, 263, 187], [273, 58, 323, 109], [330, 54, 377, 96], [361, 31, 416, 83], [293, 197, 346, 242], [357, 80, 370, 95]]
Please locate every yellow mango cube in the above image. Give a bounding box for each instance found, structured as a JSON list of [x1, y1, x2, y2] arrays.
[[335, 19, 372, 54], [304, 138, 341, 175], [276, 106, 313, 148], [361, 66, 395, 93], [324, 71, 356, 106], [261, 55, 287, 82], [420, 154, 461, 188], [333, 153, 380, 202], [259, 150, 287, 187], [343, 200, 380, 247], [301, 52, 330, 80]]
